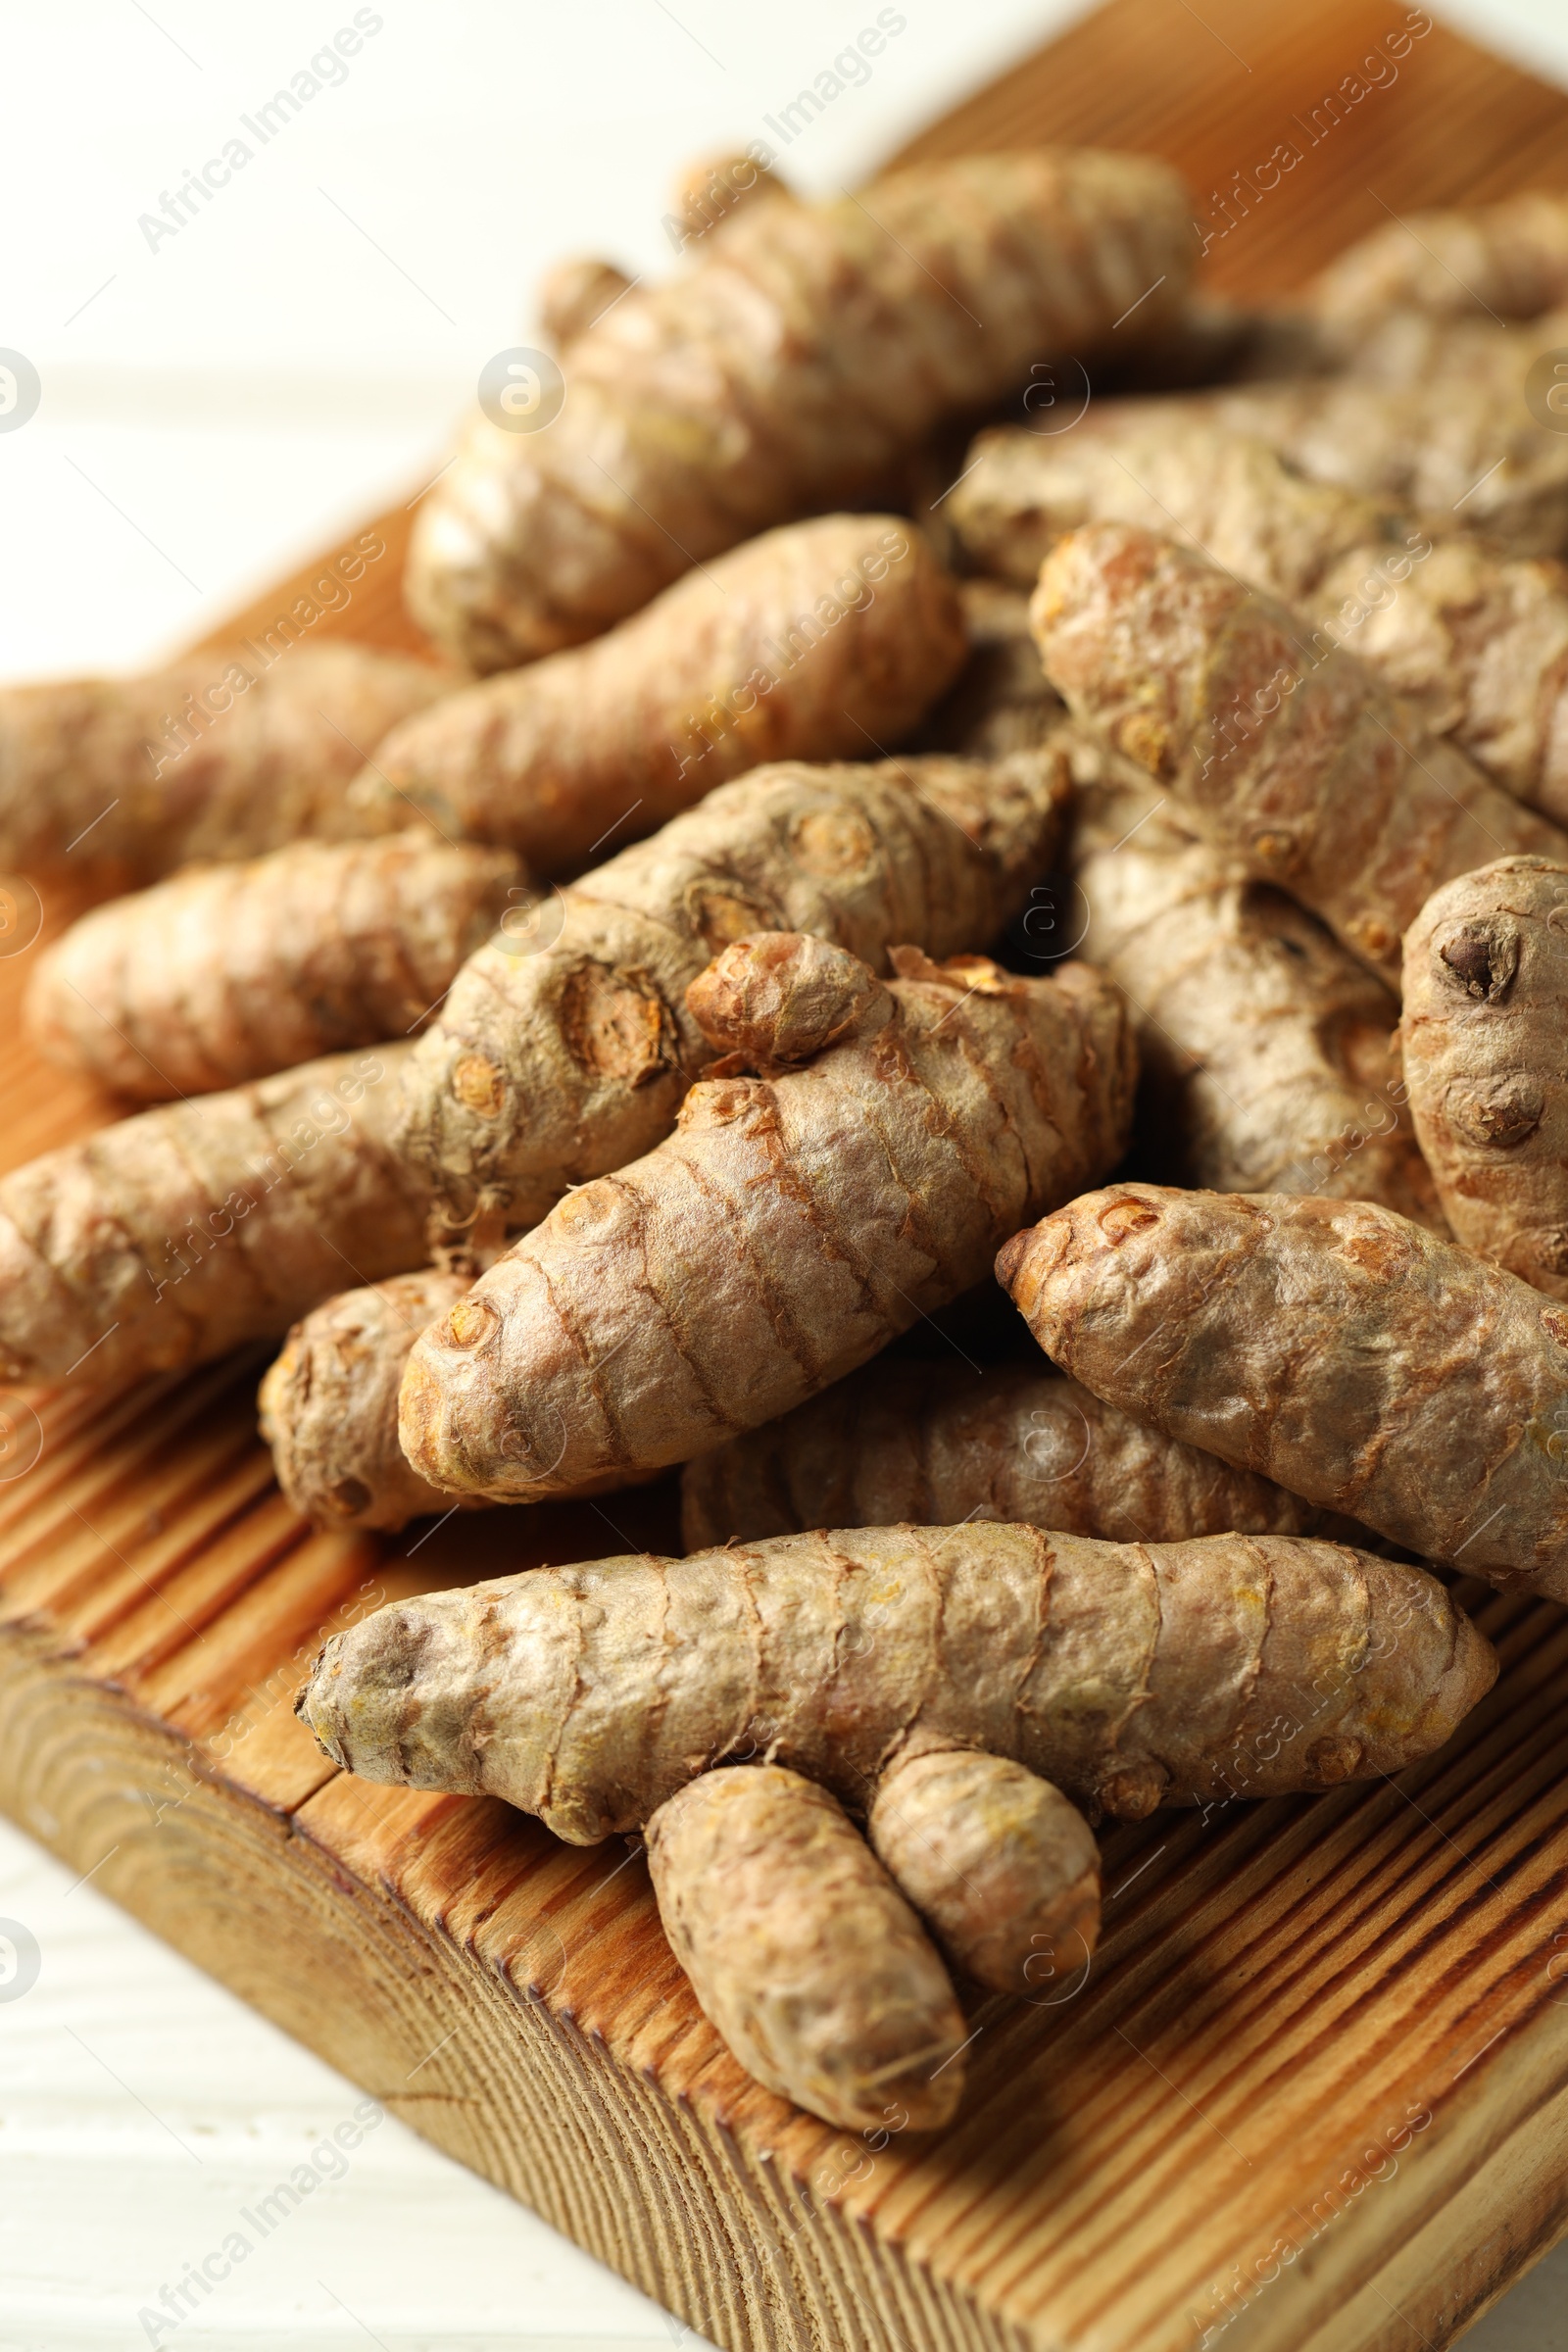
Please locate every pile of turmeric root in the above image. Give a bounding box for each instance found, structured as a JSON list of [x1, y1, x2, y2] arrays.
[[12, 152, 1568, 2132]]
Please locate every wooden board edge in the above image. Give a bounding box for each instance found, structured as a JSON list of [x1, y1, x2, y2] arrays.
[[1305, 2090, 1568, 2352], [1202, 2027, 1568, 2351]]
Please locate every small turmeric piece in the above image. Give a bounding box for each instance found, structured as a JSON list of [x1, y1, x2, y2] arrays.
[[1305, 192, 1568, 329], [678, 1357, 1374, 1551], [1071, 757, 1446, 1220], [396, 747, 1072, 1235], [363, 515, 966, 872], [0, 1046, 433, 1386], [865, 1743, 1100, 2002], [999, 1181, 1568, 1601], [953, 420, 1568, 817], [0, 642, 449, 894], [1031, 522, 1568, 982], [661, 148, 789, 249], [406, 150, 1195, 668], [1402, 855, 1568, 1295], [299, 1523, 1489, 2121], [260, 1267, 482, 1531], [535, 257, 634, 353], [398, 932, 1134, 1500], [26, 833, 524, 1102]]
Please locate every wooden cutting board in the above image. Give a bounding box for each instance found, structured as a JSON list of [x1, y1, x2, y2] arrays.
[[7, 5, 1568, 2347]]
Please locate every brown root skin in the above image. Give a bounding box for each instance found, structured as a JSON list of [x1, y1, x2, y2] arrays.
[[296, 1524, 1494, 1837], [1402, 856, 1568, 1295], [368, 514, 967, 870], [1199, 333, 1568, 560], [1070, 752, 1446, 1223], [955, 420, 1568, 818], [677, 1358, 1379, 1553], [395, 936, 1134, 1502], [0, 643, 451, 897], [260, 1268, 483, 1533], [998, 1181, 1568, 1600], [1306, 193, 1568, 329], [25, 833, 524, 1102], [1030, 522, 1568, 983], [953, 422, 1401, 605], [393, 748, 1070, 1234], [406, 150, 1195, 669], [0, 1045, 433, 1387], [1067, 318, 1568, 557], [867, 1745, 1101, 1999], [535, 257, 633, 351], [645, 1766, 965, 2132], [686, 930, 887, 1067], [665, 149, 788, 247]]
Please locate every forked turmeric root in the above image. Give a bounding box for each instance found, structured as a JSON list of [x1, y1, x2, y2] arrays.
[[298, 1523, 1493, 2127]]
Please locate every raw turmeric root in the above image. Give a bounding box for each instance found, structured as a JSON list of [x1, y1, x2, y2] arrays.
[[953, 420, 1568, 817], [1401, 855, 1568, 1295], [1031, 522, 1568, 982], [1071, 756, 1446, 1220], [646, 1766, 971, 2131], [298, 1523, 1492, 2113], [1305, 191, 1568, 329], [260, 1267, 482, 1531], [397, 933, 1134, 1499], [535, 257, 634, 352], [1000, 1182, 1568, 1601], [406, 150, 1195, 668], [662, 148, 787, 248], [0, 1047, 433, 1386], [395, 747, 1072, 1235], [952, 422, 1396, 607], [0, 642, 449, 895], [678, 1357, 1375, 1551], [1199, 353, 1568, 560], [865, 1744, 1100, 2001], [362, 515, 966, 871], [26, 833, 524, 1102], [1051, 315, 1568, 557]]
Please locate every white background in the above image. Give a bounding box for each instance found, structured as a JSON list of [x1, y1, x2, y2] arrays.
[[6, 4, 1568, 2346]]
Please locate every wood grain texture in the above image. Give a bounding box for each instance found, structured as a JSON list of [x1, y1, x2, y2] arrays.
[[891, 0, 1568, 296], [7, 5, 1568, 2346]]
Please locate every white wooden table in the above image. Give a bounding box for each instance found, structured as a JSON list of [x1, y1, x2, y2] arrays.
[[0, 1815, 715, 2352]]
